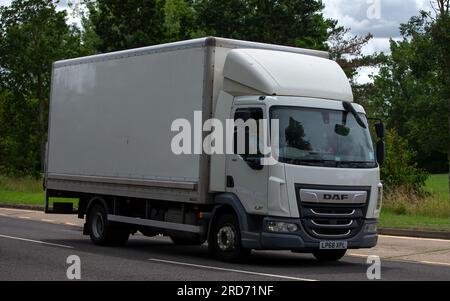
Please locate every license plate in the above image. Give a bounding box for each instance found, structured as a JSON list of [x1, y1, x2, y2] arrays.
[[319, 241, 348, 250]]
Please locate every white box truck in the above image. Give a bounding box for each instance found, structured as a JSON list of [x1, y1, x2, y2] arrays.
[[45, 37, 385, 262]]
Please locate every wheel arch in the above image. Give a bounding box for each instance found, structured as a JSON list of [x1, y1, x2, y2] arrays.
[[83, 196, 111, 236], [208, 193, 250, 240], [85, 196, 110, 216]]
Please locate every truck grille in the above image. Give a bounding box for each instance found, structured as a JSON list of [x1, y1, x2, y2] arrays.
[[296, 185, 370, 240]]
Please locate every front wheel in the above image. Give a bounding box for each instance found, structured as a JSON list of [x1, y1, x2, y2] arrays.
[[208, 213, 251, 262], [312, 249, 347, 262]]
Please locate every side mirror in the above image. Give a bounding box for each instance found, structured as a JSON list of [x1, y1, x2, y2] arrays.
[[335, 124, 350, 136], [375, 122, 384, 139], [243, 156, 264, 170], [376, 140, 385, 166]]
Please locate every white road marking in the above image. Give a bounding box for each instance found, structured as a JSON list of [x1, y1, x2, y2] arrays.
[[1, 208, 33, 213], [348, 253, 369, 258], [41, 219, 55, 223], [0, 234, 74, 249], [0, 213, 6, 216], [148, 258, 317, 281], [18, 216, 31, 219], [419, 260, 450, 267], [380, 235, 450, 243], [65, 222, 77, 226]]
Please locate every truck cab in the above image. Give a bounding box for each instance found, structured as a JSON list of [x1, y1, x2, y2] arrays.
[[208, 47, 384, 261]]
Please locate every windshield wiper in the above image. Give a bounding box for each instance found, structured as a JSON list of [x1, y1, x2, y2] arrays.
[[283, 158, 338, 167], [336, 161, 376, 168], [282, 158, 376, 168], [342, 101, 367, 129]]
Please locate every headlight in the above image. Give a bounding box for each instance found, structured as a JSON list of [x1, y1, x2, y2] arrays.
[[364, 223, 378, 233], [267, 221, 298, 233]]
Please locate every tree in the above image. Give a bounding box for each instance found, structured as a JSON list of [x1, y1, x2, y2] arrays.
[[195, 0, 335, 50], [84, 0, 373, 81], [86, 0, 166, 52], [0, 0, 81, 175], [381, 128, 428, 192], [429, 0, 450, 196], [327, 27, 373, 81], [164, 0, 199, 41], [195, 0, 374, 84], [366, 9, 448, 175]]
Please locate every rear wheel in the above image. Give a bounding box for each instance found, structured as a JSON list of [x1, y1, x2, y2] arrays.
[[87, 204, 129, 246], [208, 213, 251, 262], [312, 249, 347, 262]]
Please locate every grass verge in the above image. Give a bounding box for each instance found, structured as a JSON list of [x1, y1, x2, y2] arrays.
[[382, 189, 450, 218], [425, 173, 448, 201], [380, 174, 449, 231], [0, 175, 75, 207], [379, 211, 450, 232]]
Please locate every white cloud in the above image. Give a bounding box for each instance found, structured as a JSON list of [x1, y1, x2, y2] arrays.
[[323, 0, 433, 47], [361, 37, 403, 55], [356, 66, 380, 85], [323, 0, 433, 83]]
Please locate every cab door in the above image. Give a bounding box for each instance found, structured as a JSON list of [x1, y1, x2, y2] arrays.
[[225, 106, 269, 215]]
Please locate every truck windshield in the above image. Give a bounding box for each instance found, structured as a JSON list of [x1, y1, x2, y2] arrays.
[[270, 106, 377, 168]]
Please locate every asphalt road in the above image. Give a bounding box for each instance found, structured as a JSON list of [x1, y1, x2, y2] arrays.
[[1, 213, 450, 281]]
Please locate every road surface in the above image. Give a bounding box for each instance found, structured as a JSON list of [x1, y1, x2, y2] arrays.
[[0, 208, 449, 281]]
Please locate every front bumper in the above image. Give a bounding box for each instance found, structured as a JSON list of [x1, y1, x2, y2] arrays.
[[242, 218, 378, 251]]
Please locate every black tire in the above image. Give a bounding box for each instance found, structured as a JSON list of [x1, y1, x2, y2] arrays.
[[208, 213, 251, 262], [312, 249, 347, 262], [87, 204, 129, 246]]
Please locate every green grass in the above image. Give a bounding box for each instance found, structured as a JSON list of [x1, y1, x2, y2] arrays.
[[379, 211, 450, 232], [0, 190, 45, 205], [425, 173, 448, 201], [380, 173, 449, 230], [0, 175, 75, 207], [381, 174, 449, 218]]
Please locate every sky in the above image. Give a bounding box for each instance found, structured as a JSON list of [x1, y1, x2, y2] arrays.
[[322, 0, 434, 82], [0, 0, 435, 83], [323, 0, 433, 53]]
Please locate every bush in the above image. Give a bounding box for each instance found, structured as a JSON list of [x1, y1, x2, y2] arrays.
[[381, 128, 428, 192]]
